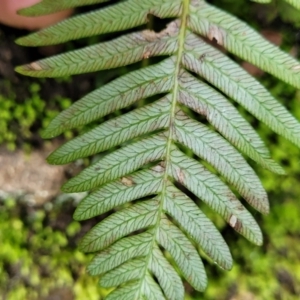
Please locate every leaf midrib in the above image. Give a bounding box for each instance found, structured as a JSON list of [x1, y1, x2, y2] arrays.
[[135, 0, 190, 298]]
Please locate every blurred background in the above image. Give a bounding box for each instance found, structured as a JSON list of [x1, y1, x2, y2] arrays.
[[0, 0, 300, 299]]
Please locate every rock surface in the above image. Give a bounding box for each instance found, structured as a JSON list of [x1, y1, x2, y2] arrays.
[[0, 145, 66, 205]]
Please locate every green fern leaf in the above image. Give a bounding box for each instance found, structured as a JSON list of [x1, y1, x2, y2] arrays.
[[157, 216, 207, 291], [87, 231, 153, 276], [18, 0, 110, 16], [183, 33, 300, 148], [47, 98, 171, 164], [164, 184, 232, 270], [250, 0, 271, 3], [16, 0, 300, 298], [149, 246, 185, 300], [61, 135, 166, 192], [100, 258, 145, 288], [79, 200, 159, 252], [16, 0, 182, 46], [283, 0, 300, 9], [174, 112, 269, 213], [177, 71, 285, 175], [16, 29, 178, 77], [168, 148, 263, 245], [42, 58, 175, 138], [188, 2, 300, 88], [73, 169, 163, 220], [104, 281, 142, 300]]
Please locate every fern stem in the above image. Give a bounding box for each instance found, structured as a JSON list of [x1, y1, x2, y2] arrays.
[[135, 1, 190, 298]]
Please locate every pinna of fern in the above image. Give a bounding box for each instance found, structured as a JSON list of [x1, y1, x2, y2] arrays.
[[15, 0, 300, 299]]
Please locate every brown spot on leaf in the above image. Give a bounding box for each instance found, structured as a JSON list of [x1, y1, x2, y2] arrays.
[[234, 219, 243, 232], [191, 0, 201, 6], [226, 191, 237, 202], [292, 65, 300, 71], [29, 62, 43, 71], [152, 164, 165, 173], [229, 215, 243, 232], [141, 20, 179, 42], [208, 25, 225, 45], [159, 161, 166, 168], [143, 51, 151, 59], [175, 168, 185, 184], [121, 177, 135, 187], [229, 214, 237, 228]]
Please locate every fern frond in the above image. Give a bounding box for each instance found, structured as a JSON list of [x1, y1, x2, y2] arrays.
[[149, 246, 184, 300], [42, 58, 175, 138], [47, 98, 171, 164], [183, 33, 300, 148], [87, 231, 153, 276], [177, 71, 285, 175], [100, 257, 145, 288], [62, 135, 166, 192], [283, 0, 300, 9], [188, 1, 300, 88], [168, 148, 263, 245], [174, 112, 269, 213], [16, 0, 300, 298], [157, 216, 207, 291], [163, 184, 232, 270], [73, 169, 163, 220], [16, 28, 179, 77], [18, 0, 110, 16], [16, 0, 182, 46], [79, 200, 159, 252], [250, 0, 271, 3]]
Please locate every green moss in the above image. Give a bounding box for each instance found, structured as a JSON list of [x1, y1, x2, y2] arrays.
[[0, 197, 109, 299], [0, 80, 73, 150]]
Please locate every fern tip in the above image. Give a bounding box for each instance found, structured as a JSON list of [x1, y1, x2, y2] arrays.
[[254, 234, 264, 247], [61, 180, 83, 193], [16, 8, 32, 17], [46, 153, 60, 165], [40, 129, 55, 139], [15, 63, 46, 77], [73, 212, 81, 222], [14, 66, 26, 75], [275, 167, 286, 176], [61, 183, 71, 193], [15, 37, 30, 47]]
